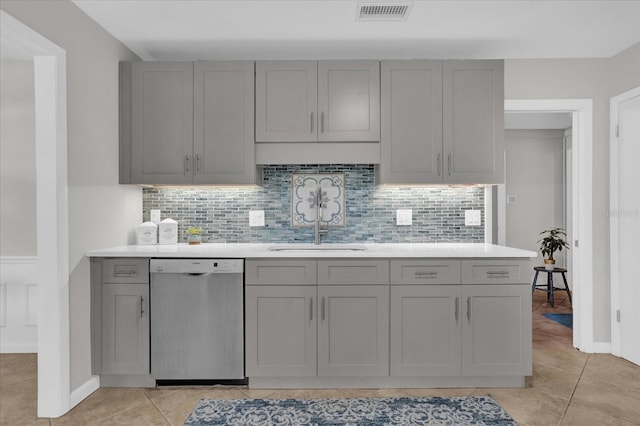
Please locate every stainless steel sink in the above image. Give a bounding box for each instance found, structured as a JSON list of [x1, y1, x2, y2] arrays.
[[268, 246, 367, 252]]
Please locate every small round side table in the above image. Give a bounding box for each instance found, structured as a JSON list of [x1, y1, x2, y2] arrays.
[[531, 266, 572, 308]]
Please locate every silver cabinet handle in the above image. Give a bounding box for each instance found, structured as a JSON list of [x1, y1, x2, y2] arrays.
[[466, 297, 471, 324], [486, 271, 509, 276], [184, 155, 190, 174], [321, 297, 325, 321], [195, 155, 200, 173], [140, 296, 145, 319], [309, 297, 313, 321], [437, 153, 441, 177], [310, 112, 315, 133], [415, 271, 438, 278], [321, 112, 325, 133], [113, 270, 136, 277], [447, 153, 452, 176], [455, 297, 459, 324]]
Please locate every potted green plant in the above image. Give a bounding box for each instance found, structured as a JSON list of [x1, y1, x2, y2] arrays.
[[538, 227, 569, 270], [187, 227, 203, 245]]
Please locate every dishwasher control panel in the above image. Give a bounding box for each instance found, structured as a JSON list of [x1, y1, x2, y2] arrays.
[[150, 259, 244, 274]]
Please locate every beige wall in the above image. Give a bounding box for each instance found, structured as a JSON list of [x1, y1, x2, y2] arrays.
[[504, 129, 566, 268], [505, 42, 640, 343], [0, 1, 142, 390], [0, 60, 36, 256]]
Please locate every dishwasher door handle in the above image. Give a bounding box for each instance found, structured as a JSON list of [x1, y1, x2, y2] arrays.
[[183, 272, 211, 277]]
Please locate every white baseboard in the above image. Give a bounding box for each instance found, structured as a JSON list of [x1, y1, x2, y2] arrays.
[[69, 375, 100, 409]]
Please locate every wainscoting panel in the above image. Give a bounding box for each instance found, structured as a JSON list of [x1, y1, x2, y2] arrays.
[[0, 257, 38, 353]]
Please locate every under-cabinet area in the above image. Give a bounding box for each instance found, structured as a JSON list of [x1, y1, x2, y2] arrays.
[[88, 247, 533, 389]]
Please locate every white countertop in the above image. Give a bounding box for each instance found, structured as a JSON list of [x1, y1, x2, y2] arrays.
[[86, 243, 537, 259]]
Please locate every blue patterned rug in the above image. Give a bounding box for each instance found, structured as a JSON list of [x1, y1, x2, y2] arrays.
[[542, 313, 573, 329], [184, 396, 516, 425]]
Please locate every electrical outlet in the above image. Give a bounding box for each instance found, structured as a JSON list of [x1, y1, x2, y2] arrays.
[[150, 209, 161, 224], [465, 210, 481, 226], [249, 210, 265, 227], [396, 209, 412, 226]]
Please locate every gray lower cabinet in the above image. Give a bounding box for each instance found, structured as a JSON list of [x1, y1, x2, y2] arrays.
[[92, 258, 151, 384], [318, 285, 389, 377], [101, 283, 149, 375], [390, 285, 461, 376], [380, 59, 504, 185], [461, 284, 532, 376], [245, 285, 317, 377]]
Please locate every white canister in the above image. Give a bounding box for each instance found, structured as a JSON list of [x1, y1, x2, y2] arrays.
[[136, 221, 157, 245], [159, 218, 178, 245]]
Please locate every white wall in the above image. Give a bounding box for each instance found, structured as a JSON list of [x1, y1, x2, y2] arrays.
[[505, 42, 640, 343], [0, 60, 36, 256], [0, 1, 142, 391]]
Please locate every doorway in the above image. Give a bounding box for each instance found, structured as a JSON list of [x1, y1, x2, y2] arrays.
[[1, 10, 71, 417], [502, 114, 573, 348], [503, 99, 593, 353]]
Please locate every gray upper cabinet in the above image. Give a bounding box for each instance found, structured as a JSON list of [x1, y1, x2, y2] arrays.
[[317, 61, 380, 142], [380, 60, 504, 185], [123, 61, 256, 185], [255, 60, 380, 143], [194, 61, 255, 184], [380, 60, 443, 184], [255, 61, 317, 142], [131, 62, 194, 185], [443, 60, 504, 184]]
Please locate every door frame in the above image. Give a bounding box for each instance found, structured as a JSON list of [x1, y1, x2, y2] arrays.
[[1, 11, 71, 417], [503, 99, 593, 352], [610, 86, 640, 359]]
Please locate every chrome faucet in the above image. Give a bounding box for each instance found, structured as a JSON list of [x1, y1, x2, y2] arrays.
[[314, 186, 328, 245]]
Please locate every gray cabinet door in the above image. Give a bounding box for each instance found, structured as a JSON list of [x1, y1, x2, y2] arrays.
[[255, 61, 317, 142], [194, 61, 255, 184], [317, 285, 389, 376], [318, 60, 380, 142], [461, 285, 532, 376], [245, 286, 317, 377], [443, 60, 504, 184], [101, 284, 149, 375], [131, 62, 193, 184], [390, 285, 461, 376], [380, 60, 443, 183]]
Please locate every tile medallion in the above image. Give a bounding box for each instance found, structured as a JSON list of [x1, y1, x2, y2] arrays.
[[292, 173, 345, 227]]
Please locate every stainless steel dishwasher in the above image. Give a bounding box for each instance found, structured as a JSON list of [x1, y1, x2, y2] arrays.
[[150, 258, 245, 384]]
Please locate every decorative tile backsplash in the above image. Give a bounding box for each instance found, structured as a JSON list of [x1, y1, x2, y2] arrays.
[[143, 164, 485, 244], [292, 173, 345, 227]]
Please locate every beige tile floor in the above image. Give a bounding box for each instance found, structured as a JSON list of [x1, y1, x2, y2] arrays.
[[2, 290, 639, 425]]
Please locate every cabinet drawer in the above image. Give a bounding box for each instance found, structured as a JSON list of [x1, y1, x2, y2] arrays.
[[318, 260, 389, 285], [461, 260, 531, 284], [102, 258, 149, 284], [246, 260, 317, 285], [391, 260, 460, 285]]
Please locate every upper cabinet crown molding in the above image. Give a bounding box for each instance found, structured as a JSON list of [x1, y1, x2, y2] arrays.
[[255, 60, 380, 144], [379, 59, 504, 185], [120, 61, 258, 186]]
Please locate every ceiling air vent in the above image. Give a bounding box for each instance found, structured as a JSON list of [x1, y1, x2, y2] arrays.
[[357, 2, 413, 21]]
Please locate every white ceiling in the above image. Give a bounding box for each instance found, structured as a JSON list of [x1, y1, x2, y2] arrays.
[[72, 0, 640, 61]]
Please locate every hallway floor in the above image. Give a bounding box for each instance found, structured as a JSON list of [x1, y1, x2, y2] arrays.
[[1, 291, 639, 425]]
